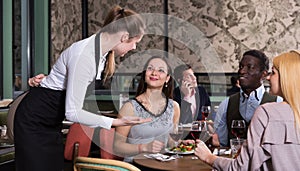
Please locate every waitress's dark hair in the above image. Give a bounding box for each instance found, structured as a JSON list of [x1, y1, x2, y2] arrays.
[[136, 56, 174, 99], [100, 6, 145, 82]]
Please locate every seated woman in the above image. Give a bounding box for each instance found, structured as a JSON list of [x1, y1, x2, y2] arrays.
[[113, 56, 180, 162], [195, 50, 300, 170]]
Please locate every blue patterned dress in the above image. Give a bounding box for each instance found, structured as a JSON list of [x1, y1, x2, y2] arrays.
[[123, 98, 174, 162]]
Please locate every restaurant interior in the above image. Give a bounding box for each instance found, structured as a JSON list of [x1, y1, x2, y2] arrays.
[[0, 0, 299, 170]]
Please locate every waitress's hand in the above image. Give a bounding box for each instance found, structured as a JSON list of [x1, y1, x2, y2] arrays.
[[112, 116, 152, 127], [28, 74, 46, 87]]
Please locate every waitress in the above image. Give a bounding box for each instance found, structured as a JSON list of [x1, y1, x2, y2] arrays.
[[14, 6, 148, 171]]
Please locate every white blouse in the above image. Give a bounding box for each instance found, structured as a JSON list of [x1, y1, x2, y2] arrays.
[[40, 33, 113, 129]]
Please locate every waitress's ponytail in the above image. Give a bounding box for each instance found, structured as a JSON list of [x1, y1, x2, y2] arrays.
[[100, 6, 145, 82], [102, 51, 115, 82]]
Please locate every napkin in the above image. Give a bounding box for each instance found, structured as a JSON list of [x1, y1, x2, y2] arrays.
[[182, 123, 192, 128], [213, 148, 231, 155], [144, 153, 176, 162]]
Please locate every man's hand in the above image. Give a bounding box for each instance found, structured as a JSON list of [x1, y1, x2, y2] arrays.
[[180, 80, 195, 97], [28, 74, 46, 87]]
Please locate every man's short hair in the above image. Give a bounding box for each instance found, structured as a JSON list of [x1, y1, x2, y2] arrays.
[[243, 50, 269, 71], [174, 64, 192, 82]]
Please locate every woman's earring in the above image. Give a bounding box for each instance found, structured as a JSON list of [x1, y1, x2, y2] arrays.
[[165, 82, 168, 87]]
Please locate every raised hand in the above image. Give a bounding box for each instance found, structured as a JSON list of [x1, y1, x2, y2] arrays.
[[180, 80, 195, 97]]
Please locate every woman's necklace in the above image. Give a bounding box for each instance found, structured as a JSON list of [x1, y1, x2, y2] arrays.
[[142, 93, 166, 115], [143, 94, 152, 110]]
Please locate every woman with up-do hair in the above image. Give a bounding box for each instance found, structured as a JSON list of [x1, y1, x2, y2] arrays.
[[14, 5, 149, 171]]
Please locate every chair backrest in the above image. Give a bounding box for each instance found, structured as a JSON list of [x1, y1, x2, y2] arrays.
[[64, 123, 95, 161], [74, 156, 141, 171], [99, 128, 123, 160], [6, 91, 28, 142]]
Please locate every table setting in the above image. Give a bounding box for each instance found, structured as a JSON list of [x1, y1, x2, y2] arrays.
[[151, 120, 217, 159], [133, 120, 222, 170]]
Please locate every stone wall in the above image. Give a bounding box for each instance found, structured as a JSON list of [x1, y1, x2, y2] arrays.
[[50, 0, 300, 73]]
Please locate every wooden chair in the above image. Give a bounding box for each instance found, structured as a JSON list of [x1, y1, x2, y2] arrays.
[[74, 156, 141, 171]]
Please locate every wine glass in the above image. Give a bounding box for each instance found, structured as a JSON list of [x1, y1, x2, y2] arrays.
[[191, 121, 202, 140], [191, 121, 215, 151], [231, 120, 246, 139], [201, 106, 211, 120], [169, 123, 183, 158], [191, 121, 212, 140]]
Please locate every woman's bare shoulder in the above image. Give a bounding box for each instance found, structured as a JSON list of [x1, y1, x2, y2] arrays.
[[119, 101, 135, 117]]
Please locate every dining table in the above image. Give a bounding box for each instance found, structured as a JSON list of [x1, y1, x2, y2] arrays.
[[133, 153, 212, 171]]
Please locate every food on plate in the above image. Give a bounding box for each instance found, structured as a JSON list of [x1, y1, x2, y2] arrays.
[[169, 143, 195, 152]]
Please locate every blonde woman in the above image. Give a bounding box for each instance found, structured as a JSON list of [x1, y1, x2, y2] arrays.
[[195, 50, 300, 170], [14, 6, 148, 171]]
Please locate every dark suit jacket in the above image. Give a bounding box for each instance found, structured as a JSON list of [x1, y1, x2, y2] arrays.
[[173, 86, 211, 124]]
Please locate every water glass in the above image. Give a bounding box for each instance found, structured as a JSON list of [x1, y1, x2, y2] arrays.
[[230, 138, 245, 158]]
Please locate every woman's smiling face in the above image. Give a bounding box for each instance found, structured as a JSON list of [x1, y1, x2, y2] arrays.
[[145, 58, 170, 88]]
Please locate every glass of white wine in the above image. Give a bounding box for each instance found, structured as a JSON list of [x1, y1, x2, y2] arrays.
[[169, 123, 183, 158]]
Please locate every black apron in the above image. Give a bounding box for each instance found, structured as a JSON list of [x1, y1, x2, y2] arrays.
[[14, 87, 66, 171]]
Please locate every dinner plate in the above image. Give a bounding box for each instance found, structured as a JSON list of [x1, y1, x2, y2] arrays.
[[165, 148, 194, 155]]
